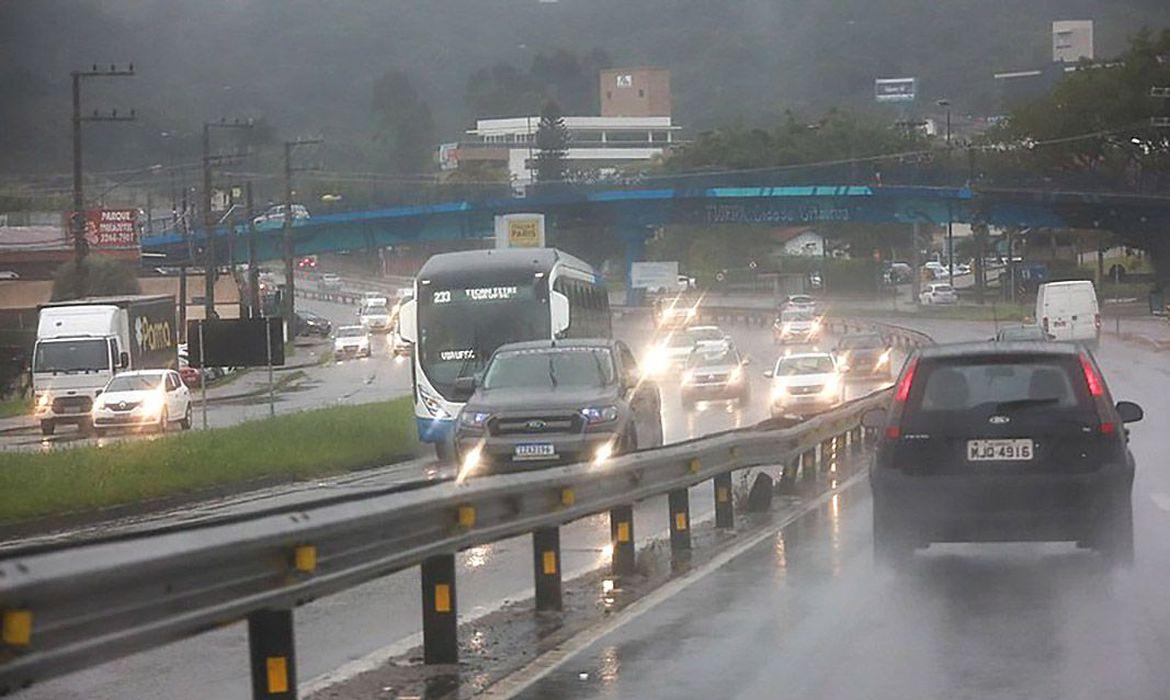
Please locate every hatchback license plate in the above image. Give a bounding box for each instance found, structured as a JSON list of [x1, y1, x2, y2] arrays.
[[514, 443, 556, 461], [967, 439, 1034, 461]]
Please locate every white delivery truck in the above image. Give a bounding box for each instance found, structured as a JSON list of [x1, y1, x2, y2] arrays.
[[1036, 280, 1100, 346], [32, 295, 177, 435], [358, 296, 392, 333]]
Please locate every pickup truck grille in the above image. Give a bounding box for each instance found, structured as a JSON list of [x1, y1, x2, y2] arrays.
[[789, 385, 823, 396], [491, 414, 581, 435]]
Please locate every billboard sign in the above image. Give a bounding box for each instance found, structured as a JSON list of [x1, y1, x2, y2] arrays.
[[630, 261, 679, 291], [494, 213, 545, 249], [186, 318, 285, 368], [875, 78, 917, 103], [437, 142, 459, 171], [69, 209, 141, 249]]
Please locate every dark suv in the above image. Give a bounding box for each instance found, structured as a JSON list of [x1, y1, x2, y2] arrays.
[[453, 339, 663, 474], [867, 342, 1142, 567]]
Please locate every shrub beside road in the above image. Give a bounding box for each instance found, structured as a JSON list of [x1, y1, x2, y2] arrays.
[[0, 396, 418, 523]]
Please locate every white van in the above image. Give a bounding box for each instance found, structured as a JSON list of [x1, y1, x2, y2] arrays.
[[1036, 280, 1099, 345]]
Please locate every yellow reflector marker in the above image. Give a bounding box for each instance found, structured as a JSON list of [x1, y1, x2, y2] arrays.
[[458, 505, 475, 528], [2, 609, 32, 646], [561, 488, 575, 507], [542, 550, 557, 575], [266, 656, 288, 693], [688, 458, 701, 474], [435, 583, 452, 613], [717, 486, 729, 503], [617, 522, 630, 543], [675, 512, 688, 531], [294, 545, 317, 573], [730, 446, 741, 458]]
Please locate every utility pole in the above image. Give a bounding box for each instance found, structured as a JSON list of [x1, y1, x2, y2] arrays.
[[937, 99, 955, 286], [201, 119, 253, 318], [911, 222, 922, 305], [246, 182, 260, 317], [70, 64, 135, 299], [282, 137, 324, 325]]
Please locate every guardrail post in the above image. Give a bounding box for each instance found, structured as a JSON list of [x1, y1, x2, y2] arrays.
[[421, 554, 458, 664], [779, 456, 800, 495], [533, 527, 562, 612], [799, 449, 817, 493], [610, 505, 636, 577], [247, 609, 297, 700], [713, 472, 734, 528], [668, 488, 692, 568]]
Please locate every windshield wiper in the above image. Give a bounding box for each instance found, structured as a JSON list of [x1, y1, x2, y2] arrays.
[[993, 398, 1061, 412]]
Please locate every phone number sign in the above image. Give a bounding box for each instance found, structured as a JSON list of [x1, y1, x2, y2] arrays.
[[80, 209, 140, 249]]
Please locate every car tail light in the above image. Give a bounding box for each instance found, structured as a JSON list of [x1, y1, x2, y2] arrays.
[[1094, 313, 1101, 330], [885, 426, 901, 439], [894, 357, 919, 403], [1080, 354, 1104, 397], [1042, 317, 1049, 334]]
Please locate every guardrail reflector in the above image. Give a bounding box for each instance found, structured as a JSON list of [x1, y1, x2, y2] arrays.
[[675, 513, 688, 531], [717, 486, 729, 503], [617, 522, 630, 543], [294, 545, 317, 573], [458, 505, 476, 528], [730, 446, 741, 458], [561, 488, 575, 507], [2, 609, 31, 646], [689, 458, 701, 474], [266, 656, 289, 693], [542, 551, 557, 575], [435, 584, 452, 613]]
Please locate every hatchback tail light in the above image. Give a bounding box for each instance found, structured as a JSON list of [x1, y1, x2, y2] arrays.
[[1079, 352, 1115, 434], [1094, 313, 1101, 330], [882, 356, 919, 442]]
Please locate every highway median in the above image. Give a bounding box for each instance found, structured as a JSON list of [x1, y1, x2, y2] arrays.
[[0, 396, 418, 525]]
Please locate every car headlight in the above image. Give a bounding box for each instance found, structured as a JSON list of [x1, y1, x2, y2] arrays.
[[35, 392, 51, 408], [686, 307, 697, 318], [581, 405, 619, 424], [810, 319, 822, 333], [771, 383, 788, 400], [141, 390, 166, 416], [821, 374, 842, 396], [729, 366, 743, 383], [876, 349, 891, 367], [460, 410, 490, 428], [681, 370, 695, 385]]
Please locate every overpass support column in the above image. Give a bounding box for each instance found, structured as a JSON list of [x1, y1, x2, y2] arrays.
[[621, 227, 650, 306], [247, 609, 297, 700]]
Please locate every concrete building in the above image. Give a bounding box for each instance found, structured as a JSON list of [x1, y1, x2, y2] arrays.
[[600, 68, 671, 118], [1053, 20, 1094, 63]]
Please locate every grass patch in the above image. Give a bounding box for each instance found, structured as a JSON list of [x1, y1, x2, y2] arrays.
[[0, 397, 31, 420], [0, 396, 418, 523]]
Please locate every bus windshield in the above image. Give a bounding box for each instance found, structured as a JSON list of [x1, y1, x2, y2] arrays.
[[418, 279, 550, 398]]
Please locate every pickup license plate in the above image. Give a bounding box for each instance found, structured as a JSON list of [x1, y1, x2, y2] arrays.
[[514, 443, 556, 461], [967, 439, 1034, 461]]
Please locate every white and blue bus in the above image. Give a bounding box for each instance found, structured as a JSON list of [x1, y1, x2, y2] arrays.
[[398, 248, 611, 457]]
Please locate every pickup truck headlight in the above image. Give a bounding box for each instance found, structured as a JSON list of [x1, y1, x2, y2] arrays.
[[459, 411, 490, 428], [580, 405, 619, 424], [729, 366, 744, 383], [35, 392, 51, 408]]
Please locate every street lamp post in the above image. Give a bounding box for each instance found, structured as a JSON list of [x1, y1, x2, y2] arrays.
[[937, 99, 954, 285]]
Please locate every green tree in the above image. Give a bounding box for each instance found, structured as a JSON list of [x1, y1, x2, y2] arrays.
[[534, 100, 571, 183], [51, 257, 142, 301], [372, 69, 437, 174]]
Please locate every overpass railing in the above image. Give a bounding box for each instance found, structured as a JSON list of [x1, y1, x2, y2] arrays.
[[0, 318, 929, 699]]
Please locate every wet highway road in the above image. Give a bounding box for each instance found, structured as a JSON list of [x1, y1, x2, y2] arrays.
[[515, 321, 1170, 700], [12, 313, 894, 699]]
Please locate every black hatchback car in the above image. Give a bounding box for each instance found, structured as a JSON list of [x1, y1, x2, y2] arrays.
[[453, 339, 663, 474], [867, 342, 1142, 567]]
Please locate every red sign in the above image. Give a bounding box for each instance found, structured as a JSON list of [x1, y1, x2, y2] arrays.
[[71, 209, 140, 249]]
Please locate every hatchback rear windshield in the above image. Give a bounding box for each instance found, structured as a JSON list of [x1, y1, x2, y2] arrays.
[[907, 355, 1092, 416]]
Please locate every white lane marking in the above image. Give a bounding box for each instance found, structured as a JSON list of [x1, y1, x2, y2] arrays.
[[1150, 493, 1170, 513], [481, 472, 868, 699]]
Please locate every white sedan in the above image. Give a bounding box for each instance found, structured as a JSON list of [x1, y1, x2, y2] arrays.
[[920, 283, 959, 305], [765, 352, 844, 418], [334, 325, 372, 359], [92, 369, 192, 435]]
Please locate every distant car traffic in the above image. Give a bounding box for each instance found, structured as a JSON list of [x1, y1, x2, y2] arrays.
[[294, 310, 333, 337], [835, 332, 893, 378], [867, 342, 1143, 567], [765, 351, 844, 418], [643, 325, 730, 376], [994, 325, 1048, 342], [1036, 280, 1100, 346], [297, 255, 318, 269], [453, 339, 663, 474], [782, 294, 817, 313], [919, 283, 958, 305], [773, 309, 821, 344], [680, 345, 751, 407], [333, 325, 371, 358], [91, 369, 192, 436], [0, 270, 22, 280], [319, 273, 343, 290], [358, 296, 392, 333], [654, 298, 699, 330]]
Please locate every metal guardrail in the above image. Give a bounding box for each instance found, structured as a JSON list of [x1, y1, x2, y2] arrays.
[[0, 314, 930, 699]]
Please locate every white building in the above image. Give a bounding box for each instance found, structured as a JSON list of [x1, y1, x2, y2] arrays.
[[442, 115, 681, 188], [1053, 20, 1094, 63]]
